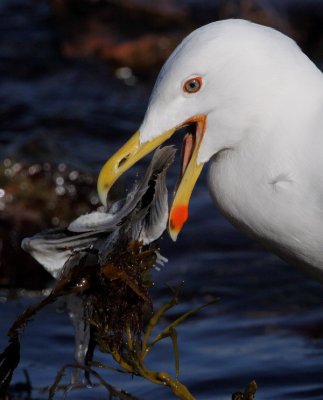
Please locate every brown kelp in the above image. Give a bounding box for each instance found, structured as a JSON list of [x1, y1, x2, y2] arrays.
[[0, 146, 202, 399]]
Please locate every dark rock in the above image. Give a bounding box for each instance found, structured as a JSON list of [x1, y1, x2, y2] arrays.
[[0, 160, 97, 289]]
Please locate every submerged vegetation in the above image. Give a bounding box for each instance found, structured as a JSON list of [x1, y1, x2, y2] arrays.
[[0, 238, 220, 400], [0, 237, 257, 400]]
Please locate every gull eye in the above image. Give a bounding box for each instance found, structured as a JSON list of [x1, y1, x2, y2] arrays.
[[183, 77, 202, 94]]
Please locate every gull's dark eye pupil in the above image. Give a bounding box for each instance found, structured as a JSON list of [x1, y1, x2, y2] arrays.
[[184, 77, 202, 93]]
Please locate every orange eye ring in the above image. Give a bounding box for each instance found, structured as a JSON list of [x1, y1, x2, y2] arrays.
[[183, 76, 202, 93]]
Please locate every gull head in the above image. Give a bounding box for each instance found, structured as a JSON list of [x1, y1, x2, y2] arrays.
[[98, 19, 304, 240]]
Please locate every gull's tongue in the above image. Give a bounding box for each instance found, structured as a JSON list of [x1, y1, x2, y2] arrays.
[[181, 132, 196, 178]]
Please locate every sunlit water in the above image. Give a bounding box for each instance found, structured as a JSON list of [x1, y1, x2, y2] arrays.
[[1, 1, 323, 399]]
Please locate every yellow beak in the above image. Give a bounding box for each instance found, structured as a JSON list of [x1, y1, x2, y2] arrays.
[[97, 115, 206, 241]]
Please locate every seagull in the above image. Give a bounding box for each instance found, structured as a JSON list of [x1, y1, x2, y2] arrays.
[[97, 19, 323, 280]]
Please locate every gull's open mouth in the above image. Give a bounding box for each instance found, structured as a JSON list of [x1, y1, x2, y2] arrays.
[[173, 121, 198, 196], [97, 115, 207, 240], [167, 116, 206, 239], [180, 123, 197, 179], [176, 117, 205, 180]]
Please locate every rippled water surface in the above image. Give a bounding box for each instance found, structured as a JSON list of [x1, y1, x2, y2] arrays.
[[1, 253, 323, 399], [1, 1, 323, 399]]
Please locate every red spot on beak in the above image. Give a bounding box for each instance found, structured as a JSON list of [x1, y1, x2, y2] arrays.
[[170, 205, 188, 231]]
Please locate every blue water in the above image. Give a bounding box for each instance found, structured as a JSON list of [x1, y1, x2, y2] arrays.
[[1, 247, 323, 399], [1, 0, 323, 399]]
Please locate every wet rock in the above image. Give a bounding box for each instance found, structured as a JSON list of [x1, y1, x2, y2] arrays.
[[64, 32, 184, 75], [51, 0, 322, 75], [0, 159, 97, 289]]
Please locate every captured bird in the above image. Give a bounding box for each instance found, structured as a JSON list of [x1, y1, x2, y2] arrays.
[[22, 146, 175, 278], [97, 19, 323, 280], [21, 146, 175, 383]]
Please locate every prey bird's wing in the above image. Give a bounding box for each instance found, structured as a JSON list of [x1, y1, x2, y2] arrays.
[[68, 146, 175, 235], [130, 146, 176, 243], [22, 146, 175, 277], [67, 187, 147, 233], [21, 229, 100, 277]]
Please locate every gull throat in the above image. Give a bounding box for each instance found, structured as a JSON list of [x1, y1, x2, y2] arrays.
[[181, 124, 197, 178]]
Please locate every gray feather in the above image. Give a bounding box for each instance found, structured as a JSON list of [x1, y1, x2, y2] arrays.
[[22, 146, 175, 277]]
